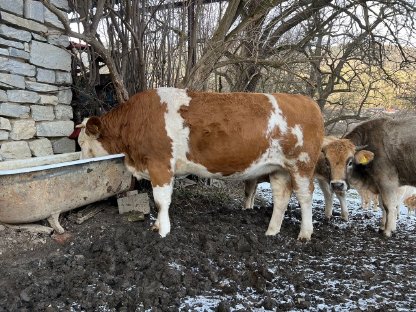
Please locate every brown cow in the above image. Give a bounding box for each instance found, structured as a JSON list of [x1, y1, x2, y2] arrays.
[[76, 88, 324, 240], [321, 117, 416, 237]]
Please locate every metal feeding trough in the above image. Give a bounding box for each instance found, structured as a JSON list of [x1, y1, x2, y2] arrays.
[[0, 152, 132, 233]]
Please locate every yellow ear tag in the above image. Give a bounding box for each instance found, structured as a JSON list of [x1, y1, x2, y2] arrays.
[[359, 155, 369, 165]]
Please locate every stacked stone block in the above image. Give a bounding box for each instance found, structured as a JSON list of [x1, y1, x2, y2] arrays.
[[0, 0, 75, 161]]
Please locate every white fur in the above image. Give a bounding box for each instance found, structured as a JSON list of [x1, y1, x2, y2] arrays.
[[157, 87, 192, 174], [152, 182, 173, 237], [264, 94, 288, 136], [292, 173, 313, 240], [78, 126, 109, 159], [298, 152, 310, 163], [291, 124, 304, 148]]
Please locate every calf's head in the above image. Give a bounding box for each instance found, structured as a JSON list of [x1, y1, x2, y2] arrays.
[[76, 117, 110, 159], [321, 139, 374, 192]]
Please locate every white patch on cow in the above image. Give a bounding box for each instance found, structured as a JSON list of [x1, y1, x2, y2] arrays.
[[157, 87, 192, 173], [291, 124, 303, 147], [298, 152, 310, 163], [125, 164, 150, 180], [78, 126, 110, 159], [152, 182, 173, 237], [264, 94, 288, 136]]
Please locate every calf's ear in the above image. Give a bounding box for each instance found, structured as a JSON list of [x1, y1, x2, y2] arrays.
[[354, 150, 374, 165], [85, 116, 102, 138]]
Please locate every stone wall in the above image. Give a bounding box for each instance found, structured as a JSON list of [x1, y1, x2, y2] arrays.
[[0, 0, 75, 161]]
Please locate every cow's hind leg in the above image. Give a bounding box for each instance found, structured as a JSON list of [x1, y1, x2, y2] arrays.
[[293, 174, 314, 240], [243, 179, 258, 209], [265, 171, 292, 236]]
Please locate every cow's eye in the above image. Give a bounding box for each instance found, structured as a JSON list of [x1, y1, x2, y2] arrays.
[[347, 159, 353, 167]]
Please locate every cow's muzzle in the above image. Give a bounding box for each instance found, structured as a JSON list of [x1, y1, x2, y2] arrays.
[[330, 181, 347, 192]]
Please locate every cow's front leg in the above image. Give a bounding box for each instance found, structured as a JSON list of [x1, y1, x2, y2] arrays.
[[149, 163, 174, 237], [293, 174, 314, 240], [317, 178, 334, 220], [379, 189, 399, 237], [335, 191, 348, 221], [243, 179, 258, 209], [266, 171, 292, 236]]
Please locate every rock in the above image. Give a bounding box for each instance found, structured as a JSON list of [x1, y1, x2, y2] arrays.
[[0, 90, 7, 101], [50, 0, 70, 12], [0, 37, 24, 49], [29, 138, 54, 156], [26, 81, 59, 92], [0, 24, 32, 42], [0, 130, 9, 140], [37, 68, 56, 84], [0, 117, 11, 130], [0, 0, 23, 16], [0, 11, 47, 34], [31, 105, 55, 121], [0, 48, 8, 57], [51, 137, 75, 153], [0, 73, 25, 89], [39, 94, 59, 105], [44, 7, 65, 29], [0, 141, 32, 160], [58, 88, 72, 104], [10, 119, 36, 140], [0, 102, 30, 118], [36, 120, 74, 137], [30, 40, 71, 71], [24, 0, 45, 23], [47, 33, 70, 48], [8, 47, 29, 60], [0, 56, 36, 77], [7, 90, 40, 103], [54, 105, 73, 120], [55, 71, 72, 85], [117, 192, 150, 215]]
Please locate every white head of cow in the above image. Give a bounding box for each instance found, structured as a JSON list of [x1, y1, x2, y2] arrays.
[[76, 117, 110, 159], [321, 139, 375, 192]]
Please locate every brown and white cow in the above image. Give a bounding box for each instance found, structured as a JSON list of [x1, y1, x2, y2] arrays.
[[76, 88, 324, 240], [321, 117, 416, 237]]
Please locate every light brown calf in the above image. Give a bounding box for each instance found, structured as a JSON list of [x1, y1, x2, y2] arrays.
[[321, 117, 416, 237]]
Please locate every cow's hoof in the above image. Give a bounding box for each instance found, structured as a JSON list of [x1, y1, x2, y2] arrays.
[[151, 224, 159, 232], [383, 230, 392, 238], [297, 232, 312, 241], [242, 206, 254, 210], [298, 234, 312, 242], [265, 228, 279, 236], [341, 216, 349, 222]]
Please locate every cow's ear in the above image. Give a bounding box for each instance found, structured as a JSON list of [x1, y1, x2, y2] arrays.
[[354, 150, 374, 165], [85, 117, 102, 138]]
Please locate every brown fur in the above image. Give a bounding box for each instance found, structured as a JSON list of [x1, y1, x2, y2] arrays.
[[88, 90, 323, 186]]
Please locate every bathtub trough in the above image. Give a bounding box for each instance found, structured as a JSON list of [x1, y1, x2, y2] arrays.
[[0, 152, 132, 233]]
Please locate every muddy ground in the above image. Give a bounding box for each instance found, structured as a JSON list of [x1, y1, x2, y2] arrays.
[[0, 181, 415, 312]]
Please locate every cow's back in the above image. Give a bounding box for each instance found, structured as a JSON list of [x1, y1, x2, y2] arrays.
[[382, 118, 416, 185], [182, 91, 323, 176]]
